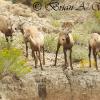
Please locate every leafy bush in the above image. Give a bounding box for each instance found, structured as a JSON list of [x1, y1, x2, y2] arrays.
[[0, 37, 9, 49], [72, 33, 80, 43], [72, 45, 88, 62], [72, 18, 100, 46], [51, 20, 60, 28], [84, 20, 100, 33], [50, 11, 63, 20], [0, 48, 32, 78], [94, 11, 100, 22], [44, 34, 58, 52]]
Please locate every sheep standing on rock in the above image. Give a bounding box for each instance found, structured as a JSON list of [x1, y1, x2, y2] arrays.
[[54, 30, 74, 70], [0, 15, 14, 42], [19, 24, 45, 70], [89, 32, 100, 70]]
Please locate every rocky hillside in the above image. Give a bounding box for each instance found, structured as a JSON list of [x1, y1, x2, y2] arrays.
[[0, 0, 100, 100]]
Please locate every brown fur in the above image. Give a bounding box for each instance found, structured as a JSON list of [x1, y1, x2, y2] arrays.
[[54, 32, 74, 70], [88, 32, 100, 70], [0, 15, 13, 42], [21, 25, 45, 70], [62, 22, 74, 30]]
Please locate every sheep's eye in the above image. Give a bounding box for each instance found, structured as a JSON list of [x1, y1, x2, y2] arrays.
[[15, 28, 17, 30]]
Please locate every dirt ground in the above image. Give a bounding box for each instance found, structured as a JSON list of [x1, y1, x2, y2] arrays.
[[0, 0, 100, 100], [0, 51, 100, 100]]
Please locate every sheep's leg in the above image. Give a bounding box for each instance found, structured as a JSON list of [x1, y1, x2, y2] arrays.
[[93, 50, 98, 70], [54, 43, 60, 66], [63, 47, 68, 68], [35, 51, 39, 66], [10, 35, 13, 42], [42, 46, 45, 65], [5, 35, 9, 42], [32, 50, 38, 68], [89, 45, 91, 68], [25, 42, 28, 58], [69, 48, 73, 70], [38, 50, 43, 70]]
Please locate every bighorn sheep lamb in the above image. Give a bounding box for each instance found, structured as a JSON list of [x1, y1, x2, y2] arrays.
[[19, 24, 45, 70], [54, 30, 74, 70], [0, 15, 14, 42], [89, 32, 100, 70]]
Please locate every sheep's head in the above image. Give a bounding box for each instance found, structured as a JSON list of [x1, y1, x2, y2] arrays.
[[12, 22, 24, 34], [65, 30, 72, 43], [64, 28, 71, 38], [14, 16, 25, 34], [7, 24, 16, 34], [62, 22, 73, 30], [7, 16, 17, 34], [60, 29, 72, 45]]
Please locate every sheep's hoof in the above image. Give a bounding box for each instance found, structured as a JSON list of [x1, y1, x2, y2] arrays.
[[43, 62, 45, 65], [26, 55, 28, 58], [62, 66, 67, 71], [62, 64, 68, 70], [71, 67, 73, 70], [96, 67, 98, 70], [89, 65, 91, 68], [41, 68, 43, 70], [35, 66, 37, 68], [63, 64, 68, 67], [53, 64, 56, 66]]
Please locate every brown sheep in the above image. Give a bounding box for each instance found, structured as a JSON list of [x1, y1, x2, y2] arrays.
[[61, 21, 74, 30], [19, 24, 45, 70], [89, 32, 100, 70], [54, 30, 74, 70], [0, 15, 13, 42]]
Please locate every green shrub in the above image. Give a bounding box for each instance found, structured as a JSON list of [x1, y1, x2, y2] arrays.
[[72, 45, 88, 62], [83, 20, 100, 33], [51, 20, 60, 28], [72, 33, 80, 43], [0, 37, 10, 49], [72, 18, 100, 45], [94, 11, 100, 22], [0, 33, 25, 51], [0, 48, 32, 78], [50, 11, 63, 20], [44, 34, 58, 52]]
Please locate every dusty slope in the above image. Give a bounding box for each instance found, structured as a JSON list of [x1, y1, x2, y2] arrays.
[[0, 0, 100, 100]]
